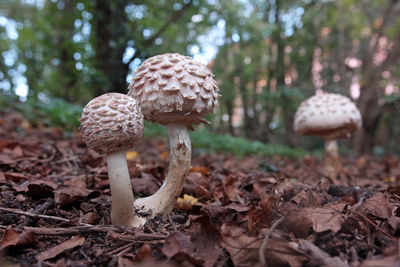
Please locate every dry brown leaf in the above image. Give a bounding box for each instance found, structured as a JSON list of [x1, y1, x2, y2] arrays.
[[362, 192, 392, 219], [132, 177, 160, 196], [189, 216, 222, 267], [27, 181, 57, 198], [55, 186, 98, 207], [161, 232, 202, 265], [189, 166, 210, 175], [0, 228, 36, 250], [308, 202, 346, 233]]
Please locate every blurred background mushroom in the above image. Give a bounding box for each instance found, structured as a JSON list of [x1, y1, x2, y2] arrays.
[[293, 93, 362, 181]]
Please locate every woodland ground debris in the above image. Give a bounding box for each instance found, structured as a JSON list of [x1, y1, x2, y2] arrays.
[[0, 111, 400, 266]]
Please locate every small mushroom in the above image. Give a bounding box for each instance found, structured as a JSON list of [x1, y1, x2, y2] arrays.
[[293, 93, 362, 180], [128, 53, 219, 221], [79, 93, 145, 227]]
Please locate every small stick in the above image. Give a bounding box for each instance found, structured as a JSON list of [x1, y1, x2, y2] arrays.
[[0, 207, 92, 226], [108, 243, 134, 255], [259, 216, 285, 266], [24, 226, 168, 240], [351, 210, 398, 242]]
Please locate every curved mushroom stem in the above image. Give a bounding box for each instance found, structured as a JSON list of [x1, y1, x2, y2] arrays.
[[134, 123, 191, 218], [323, 138, 341, 181], [107, 150, 144, 227]]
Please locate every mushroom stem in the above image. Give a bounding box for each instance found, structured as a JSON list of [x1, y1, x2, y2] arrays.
[[323, 139, 341, 181], [107, 150, 143, 227], [134, 123, 191, 217]]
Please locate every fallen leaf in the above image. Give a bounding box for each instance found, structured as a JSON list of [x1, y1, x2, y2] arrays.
[[126, 151, 139, 160], [161, 232, 202, 265], [80, 212, 99, 225], [362, 192, 392, 219], [162, 232, 193, 259], [132, 176, 160, 196], [0, 228, 36, 250], [4, 172, 31, 182], [160, 151, 169, 159], [35, 236, 85, 262], [189, 216, 222, 267], [189, 166, 210, 175], [309, 202, 346, 233], [27, 181, 57, 199], [175, 194, 198, 211], [55, 186, 98, 207], [247, 196, 277, 233]]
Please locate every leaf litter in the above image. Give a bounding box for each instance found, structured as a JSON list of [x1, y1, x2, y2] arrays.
[[1, 111, 400, 266]]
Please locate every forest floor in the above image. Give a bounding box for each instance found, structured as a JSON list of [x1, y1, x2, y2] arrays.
[[1, 111, 400, 267]]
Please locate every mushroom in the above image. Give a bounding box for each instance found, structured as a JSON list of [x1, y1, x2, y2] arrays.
[[293, 93, 362, 180], [79, 93, 145, 227], [128, 53, 219, 219]]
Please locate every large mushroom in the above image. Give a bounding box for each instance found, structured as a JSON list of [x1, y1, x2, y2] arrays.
[[293, 93, 362, 180], [128, 53, 219, 219], [79, 93, 145, 227]]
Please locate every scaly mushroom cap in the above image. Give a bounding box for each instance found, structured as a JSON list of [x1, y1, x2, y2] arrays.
[[128, 53, 219, 126], [79, 93, 144, 154], [293, 93, 362, 139]]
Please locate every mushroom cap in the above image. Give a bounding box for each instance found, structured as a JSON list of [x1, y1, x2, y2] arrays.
[[79, 93, 144, 154], [127, 53, 219, 126], [293, 93, 362, 139]]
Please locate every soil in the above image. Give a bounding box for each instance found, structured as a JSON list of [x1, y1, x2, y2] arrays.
[[1, 111, 400, 267]]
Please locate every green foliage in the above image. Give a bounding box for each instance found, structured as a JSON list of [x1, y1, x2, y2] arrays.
[[0, 92, 82, 131], [190, 130, 306, 158], [143, 122, 307, 158]]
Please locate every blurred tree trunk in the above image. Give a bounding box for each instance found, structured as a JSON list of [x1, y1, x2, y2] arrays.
[[91, 0, 128, 96], [250, 56, 263, 140], [224, 99, 234, 135], [91, 0, 194, 96], [273, 0, 285, 87], [58, 0, 78, 102], [236, 64, 253, 139], [354, 0, 400, 154]]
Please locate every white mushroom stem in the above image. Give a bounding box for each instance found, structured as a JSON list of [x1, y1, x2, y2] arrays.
[[134, 123, 191, 217], [107, 150, 144, 227], [323, 139, 341, 180]]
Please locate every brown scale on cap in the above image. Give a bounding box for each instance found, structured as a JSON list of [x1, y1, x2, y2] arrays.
[[128, 53, 220, 126], [79, 93, 144, 154], [293, 93, 362, 139]]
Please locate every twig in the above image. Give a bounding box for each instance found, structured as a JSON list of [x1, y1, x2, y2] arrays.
[[351, 210, 398, 242], [235, 191, 245, 205], [259, 216, 285, 266], [24, 225, 168, 241], [117, 245, 133, 257], [19, 198, 54, 227], [0, 207, 92, 226], [108, 243, 134, 255]]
